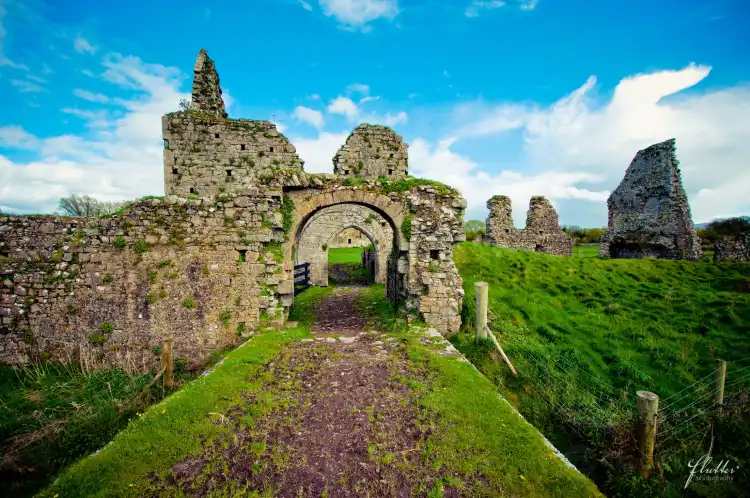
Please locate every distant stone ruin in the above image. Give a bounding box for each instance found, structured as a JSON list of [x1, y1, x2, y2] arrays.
[[599, 139, 702, 260], [714, 232, 750, 262], [485, 195, 573, 256], [333, 124, 408, 179]]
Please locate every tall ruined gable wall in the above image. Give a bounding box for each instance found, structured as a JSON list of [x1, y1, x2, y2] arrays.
[[333, 124, 408, 179], [600, 139, 702, 260], [0, 192, 290, 369], [485, 195, 573, 256], [163, 115, 304, 197]]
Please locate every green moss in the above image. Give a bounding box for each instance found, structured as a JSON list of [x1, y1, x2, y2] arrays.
[[401, 213, 413, 240], [146, 293, 157, 305], [98, 322, 115, 334], [281, 196, 294, 237], [148, 270, 158, 284], [377, 176, 457, 196], [133, 238, 149, 255], [21, 328, 35, 345], [101, 274, 114, 284], [157, 259, 173, 268], [89, 333, 108, 346], [264, 241, 283, 263], [182, 298, 196, 309]]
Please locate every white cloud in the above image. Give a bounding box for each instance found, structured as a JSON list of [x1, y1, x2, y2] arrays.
[[292, 131, 350, 173], [465, 1, 506, 18], [0, 53, 187, 214], [383, 111, 407, 126], [10, 78, 46, 93], [293, 106, 325, 128], [0, 125, 37, 148], [73, 35, 97, 55], [73, 88, 111, 103], [318, 0, 399, 31], [520, 0, 539, 11], [0, 3, 27, 70], [409, 137, 608, 226], [458, 63, 750, 223], [328, 96, 360, 121], [300, 0, 313, 11], [358, 95, 379, 104], [346, 83, 370, 95]]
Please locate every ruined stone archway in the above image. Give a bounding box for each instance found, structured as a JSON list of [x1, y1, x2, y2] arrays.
[[295, 203, 394, 286]]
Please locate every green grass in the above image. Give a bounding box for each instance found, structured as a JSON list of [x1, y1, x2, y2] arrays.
[[452, 243, 750, 496], [356, 284, 601, 496], [42, 284, 600, 497], [572, 244, 600, 258], [327, 246, 363, 264], [39, 329, 311, 497], [0, 362, 195, 497]]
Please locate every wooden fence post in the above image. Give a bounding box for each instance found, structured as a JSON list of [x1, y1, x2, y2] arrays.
[[475, 282, 488, 342], [163, 338, 174, 388], [636, 390, 659, 478], [714, 359, 727, 412]]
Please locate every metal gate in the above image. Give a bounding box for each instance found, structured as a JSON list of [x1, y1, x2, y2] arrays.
[[386, 256, 399, 310]]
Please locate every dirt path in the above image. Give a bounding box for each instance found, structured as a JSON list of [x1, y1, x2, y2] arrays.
[[153, 288, 458, 497]]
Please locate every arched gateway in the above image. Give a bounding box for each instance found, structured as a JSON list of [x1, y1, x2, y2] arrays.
[[0, 49, 466, 371], [295, 203, 394, 286]]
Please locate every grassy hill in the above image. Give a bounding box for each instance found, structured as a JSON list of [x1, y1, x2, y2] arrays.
[[452, 243, 750, 496]]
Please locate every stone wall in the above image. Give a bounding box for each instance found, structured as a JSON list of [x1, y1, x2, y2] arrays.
[[163, 50, 304, 198], [285, 177, 466, 335], [714, 232, 750, 262], [485, 195, 573, 256], [0, 191, 290, 368], [191, 49, 227, 119], [332, 124, 408, 179], [330, 228, 371, 248], [600, 139, 702, 260]]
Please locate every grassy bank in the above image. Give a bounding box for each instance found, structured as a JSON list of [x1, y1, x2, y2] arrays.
[[0, 354, 221, 497], [452, 243, 750, 496], [43, 285, 600, 497]]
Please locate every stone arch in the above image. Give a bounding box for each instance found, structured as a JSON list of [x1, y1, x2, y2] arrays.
[[295, 204, 394, 286]]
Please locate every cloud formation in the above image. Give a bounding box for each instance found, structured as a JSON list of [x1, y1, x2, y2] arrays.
[[0, 53, 186, 214], [317, 0, 399, 31], [73, 35, 97, 55]]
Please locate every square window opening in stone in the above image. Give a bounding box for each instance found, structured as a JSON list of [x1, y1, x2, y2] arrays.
[[388, 168, 393, 176], [389, 153, 394, 159], [172, 167, 178, 175], [348, 239, 352, 244], [430, 250, 439, 260], [269, 146, 274, 153], [241, 144, 246, 151], [226, 169, 232, 177], [381, 221, 387, 228], [237, 250, 247, 263], [190, 187, 197, 194], [215, 133, 220, 139]]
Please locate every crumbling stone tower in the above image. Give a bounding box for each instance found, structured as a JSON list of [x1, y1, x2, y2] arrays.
[[600, 138, 702, 260], [333, 124, 408, 179], [485, 195, 573, 256], [163, 50, 304, 197], [191, 49, 227, 119]]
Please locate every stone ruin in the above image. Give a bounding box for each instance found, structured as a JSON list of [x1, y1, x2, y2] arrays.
[[164, 51, 305, 198], [485, 195, 573, 256], [599, 139, 702, 260], [0, 49, 467, 368], [714, 232, 750, 262], [333, 124, 408, 179]]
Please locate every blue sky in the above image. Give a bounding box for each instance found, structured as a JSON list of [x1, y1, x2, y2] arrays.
[[1, 0, 749, 226]]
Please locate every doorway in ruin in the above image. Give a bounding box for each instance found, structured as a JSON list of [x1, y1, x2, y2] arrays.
[[294, 202, 396, 289], [327, 226, 375, 286]]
